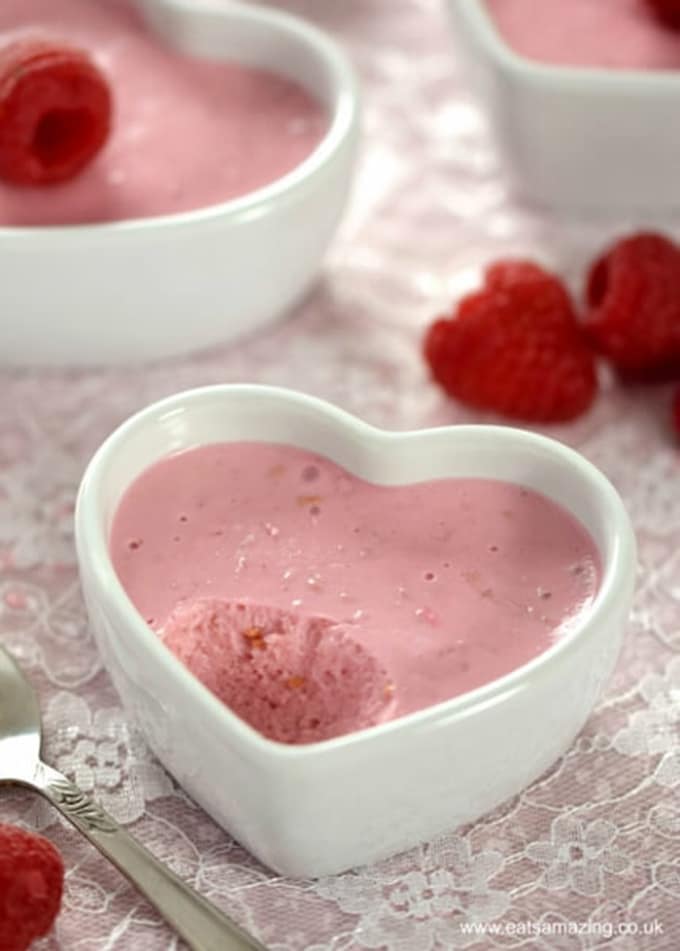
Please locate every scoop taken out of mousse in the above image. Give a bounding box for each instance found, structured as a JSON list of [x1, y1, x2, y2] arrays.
[[159, 598, 396, 744]]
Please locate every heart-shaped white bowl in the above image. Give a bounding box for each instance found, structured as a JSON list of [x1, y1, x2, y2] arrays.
[[447, 0, 680, 211], [75, 385, 636, 877], [1, 0, 359, 366]]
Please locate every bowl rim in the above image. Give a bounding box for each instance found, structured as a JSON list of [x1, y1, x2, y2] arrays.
[[0, 0, 359, 241], [453, 0, 680, 89], [75, 384, 636, 761]]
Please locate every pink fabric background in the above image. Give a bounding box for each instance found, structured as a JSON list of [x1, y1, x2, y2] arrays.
[[1, 2, 679, 948]]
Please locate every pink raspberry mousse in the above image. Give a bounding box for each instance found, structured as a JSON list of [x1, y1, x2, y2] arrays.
[[159, 599, 396, 744]]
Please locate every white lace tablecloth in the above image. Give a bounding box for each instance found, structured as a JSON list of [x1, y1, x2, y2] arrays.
[[2, 2, 680, 948]]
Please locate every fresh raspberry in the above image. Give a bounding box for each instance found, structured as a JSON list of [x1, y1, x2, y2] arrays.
[[0, 824, 64, 951], [673, 388, 680, 439], [645, 0, 680, 30], [424, 261, 598, 422], [0, 39, 112, 185], [584, 233, 680, 377]]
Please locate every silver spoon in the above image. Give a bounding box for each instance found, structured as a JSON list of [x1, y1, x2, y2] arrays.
[[0, 646, 267, 951]]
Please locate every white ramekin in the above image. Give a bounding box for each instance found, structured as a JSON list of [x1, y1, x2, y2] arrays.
[[1, 0, 359, 366], [447, 0, 680, 211], [75, 385, 636, 877]]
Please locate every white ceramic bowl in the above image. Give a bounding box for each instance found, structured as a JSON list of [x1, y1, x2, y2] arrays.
[[1, 0, 359, 366], [75, 385, 636, 878], [447, 0, 680, 211]]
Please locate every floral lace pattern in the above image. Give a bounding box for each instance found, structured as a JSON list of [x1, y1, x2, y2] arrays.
[[2, 1, 680, 948]]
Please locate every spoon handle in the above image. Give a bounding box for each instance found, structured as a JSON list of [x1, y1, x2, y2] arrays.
[[33, 761, 268, 951]]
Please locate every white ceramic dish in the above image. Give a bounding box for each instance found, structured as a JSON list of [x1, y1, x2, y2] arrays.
[[447, 0, 680, 211], [75, 385, 636, 878], [1, 0, 359, 366]]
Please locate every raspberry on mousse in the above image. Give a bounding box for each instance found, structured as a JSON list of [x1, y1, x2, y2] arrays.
[[0, 38, 112, 185], [645, 0, 680, 30]]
